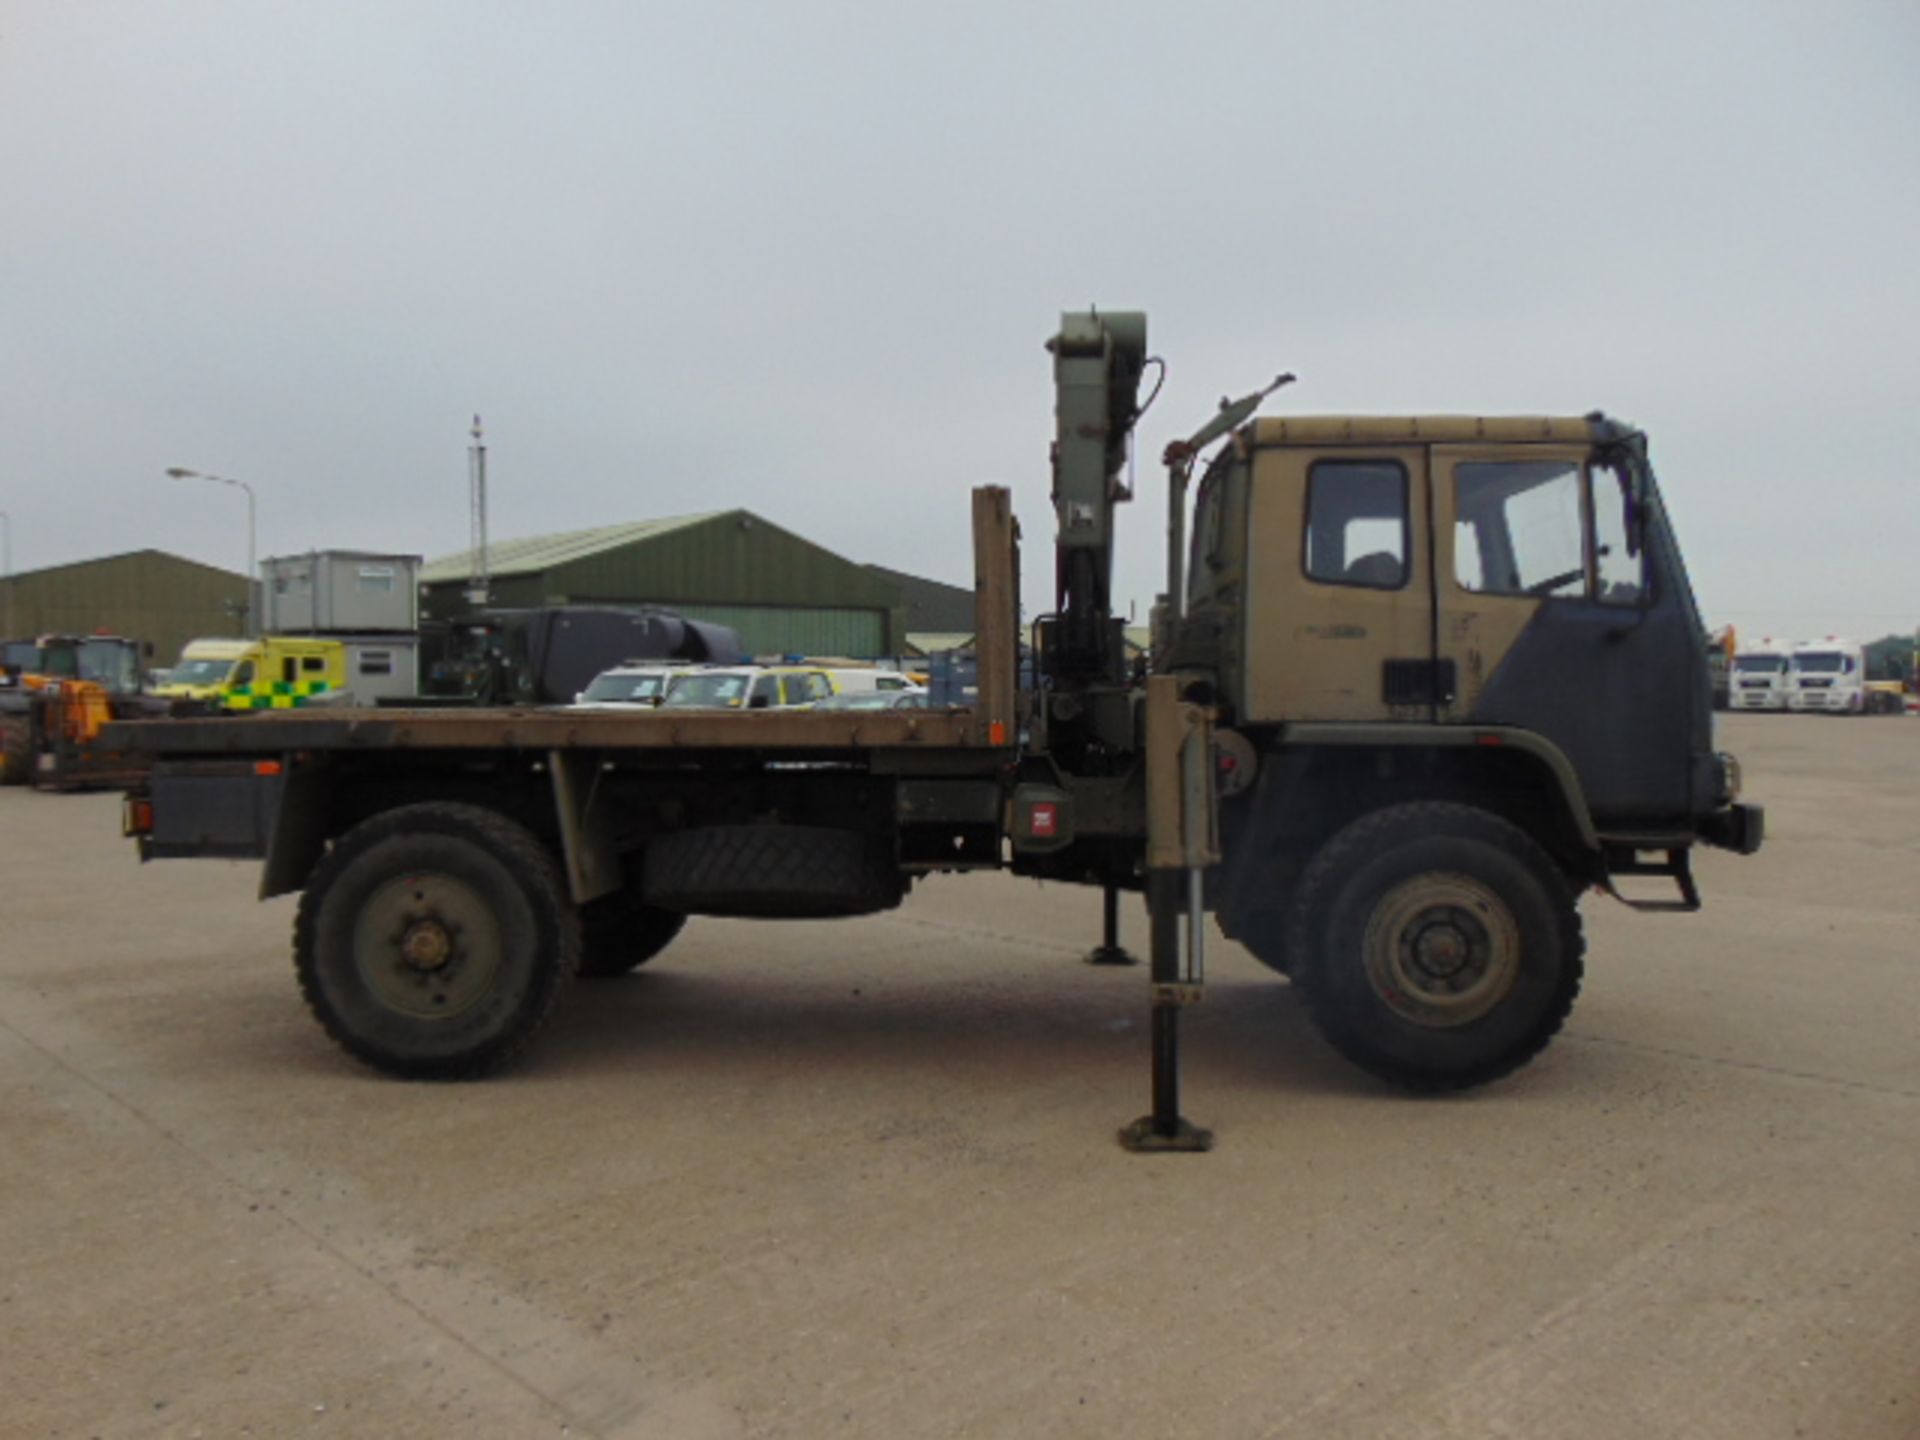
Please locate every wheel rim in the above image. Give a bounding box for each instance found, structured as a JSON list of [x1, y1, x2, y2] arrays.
[[352, 871, 505, 1019], [1361, 872, 1521, 1028]]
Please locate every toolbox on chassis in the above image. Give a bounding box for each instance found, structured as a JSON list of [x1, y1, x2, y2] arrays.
[[111, 309, 1761, 1148]]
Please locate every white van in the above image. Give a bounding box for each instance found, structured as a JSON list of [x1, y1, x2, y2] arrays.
[[823, 667, 919, 694], [1787, 637, 1866, 714], [1730, 639, 1792, 712]]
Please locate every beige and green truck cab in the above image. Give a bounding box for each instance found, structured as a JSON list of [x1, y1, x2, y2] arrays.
[[155, 636, 348, 711], [1147, 408, 1758, 1087]]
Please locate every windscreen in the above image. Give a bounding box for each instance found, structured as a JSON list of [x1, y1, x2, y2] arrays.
[[169, 657, 237, 685], [1733, 655, 1787, 675], [1792, 652, 1849, 674], [581, 672, 667, 703], [79, 640, 141, 692]]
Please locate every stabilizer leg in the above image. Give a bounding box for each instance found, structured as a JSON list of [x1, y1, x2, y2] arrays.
[[1119, 870, 1212, 1153], [1084, 881, 1139, 966]]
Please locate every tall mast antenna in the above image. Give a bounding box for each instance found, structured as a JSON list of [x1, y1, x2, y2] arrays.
[[466, 414, 490, 605]]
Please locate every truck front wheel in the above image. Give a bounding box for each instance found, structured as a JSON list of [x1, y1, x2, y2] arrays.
[[294, 803, 579, 1079], [1288, 803, 1583, 1091]]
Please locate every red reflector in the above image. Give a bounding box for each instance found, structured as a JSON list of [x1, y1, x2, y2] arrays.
[[254, 760, 283, 776], [1031, 803, 1057, 837], [989, 721, 1007, 745], [124, 798, 154, 836], [1474, 733, 1504, 748]]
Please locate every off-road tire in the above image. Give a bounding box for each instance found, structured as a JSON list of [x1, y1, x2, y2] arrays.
[[1287, 802, 1583, 1092], [643, 824, 901, 918], [0, 712, 32, 787], [294, 803, 579, 1079], [577, 889, 686, 977]]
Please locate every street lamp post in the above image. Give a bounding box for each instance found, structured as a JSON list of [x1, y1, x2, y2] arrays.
[[166, 467, 257, 635]]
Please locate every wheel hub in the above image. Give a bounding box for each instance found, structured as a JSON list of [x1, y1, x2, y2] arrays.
[[400, 919, 454, 971], [1362, 874, 1521, 1028], [1410, 919, 1471, 977], [352, 872, 504, 1019]]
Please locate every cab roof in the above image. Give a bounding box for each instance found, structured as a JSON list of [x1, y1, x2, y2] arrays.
[[1249, 415, 1605, 447]]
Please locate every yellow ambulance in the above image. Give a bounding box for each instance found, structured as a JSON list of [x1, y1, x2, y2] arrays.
[[154, 636, 348, 711]]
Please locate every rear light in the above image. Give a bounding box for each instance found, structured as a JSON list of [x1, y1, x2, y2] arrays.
[[123, 797, 154, 836]]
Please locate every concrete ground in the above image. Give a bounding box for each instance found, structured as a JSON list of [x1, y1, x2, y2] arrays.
[[3, 714, 1915, 1439]]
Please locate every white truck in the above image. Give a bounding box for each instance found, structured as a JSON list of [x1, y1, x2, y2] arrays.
[[1787, 637, 1867, 714], [1729, 638, 1793, 711]]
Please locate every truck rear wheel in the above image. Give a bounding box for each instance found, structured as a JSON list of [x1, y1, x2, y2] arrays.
[[577, 889, 686, 977], [1287, 802, 1583, 1091], [294, 803, 579, 1079]]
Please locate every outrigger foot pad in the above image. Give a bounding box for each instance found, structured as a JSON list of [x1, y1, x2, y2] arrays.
[[1118, 1117, 1214, 1153], [1084, 944, 1139, 967]]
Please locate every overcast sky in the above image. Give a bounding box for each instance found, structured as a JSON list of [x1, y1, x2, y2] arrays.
[[3, 1, 1916, 646]]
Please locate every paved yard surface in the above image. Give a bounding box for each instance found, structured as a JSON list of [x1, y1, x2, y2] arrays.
[[3, 715, 1915, 1438]]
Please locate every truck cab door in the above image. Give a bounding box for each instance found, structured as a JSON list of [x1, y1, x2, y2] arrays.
[[1240, 445, 1436, 722], [1431, 444, 1691, 828]]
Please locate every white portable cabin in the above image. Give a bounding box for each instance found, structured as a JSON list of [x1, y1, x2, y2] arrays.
[[337, 634, 420, 703], [261, 551, 421, 634]]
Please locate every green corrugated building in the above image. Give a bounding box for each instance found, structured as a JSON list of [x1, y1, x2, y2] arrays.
[[0, 549, 251, 670], [421, 510, 910, 659]]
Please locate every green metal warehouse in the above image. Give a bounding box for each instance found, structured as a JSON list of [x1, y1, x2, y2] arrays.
[[421, 510, 911, 659], [0, 549, 250, 670]]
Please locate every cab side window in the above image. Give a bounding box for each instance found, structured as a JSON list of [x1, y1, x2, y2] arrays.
[[1455, 461, 1585, 598], [1304, 461, 1409, 589], [230, 661, 255, 688], [749, 676, 779, 708], [1454, 458, 1648, 604], [1590, 461, 1647, 605]]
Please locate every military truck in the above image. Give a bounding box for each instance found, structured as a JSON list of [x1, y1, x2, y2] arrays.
[[110, 310, 1761, 1146]]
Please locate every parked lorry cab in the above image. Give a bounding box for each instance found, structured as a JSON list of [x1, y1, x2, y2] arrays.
[[1787, 637, 1866, 714], [154, 636, 348, 711], [109, 309, 1762, 1149], [1730, 638, 1793, 711]]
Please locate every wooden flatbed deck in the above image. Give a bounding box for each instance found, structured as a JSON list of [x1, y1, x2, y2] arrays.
[[108, 704, 1007, 757]]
